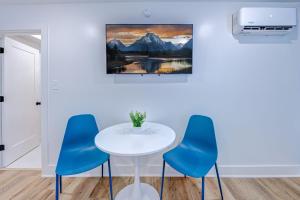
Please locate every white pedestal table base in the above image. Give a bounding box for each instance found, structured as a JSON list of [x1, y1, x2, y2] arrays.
[[115, 183, 159, 200], [115, 157, 160, 200]]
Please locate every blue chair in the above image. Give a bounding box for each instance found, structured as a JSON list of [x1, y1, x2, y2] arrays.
[[55, 114, 113, 200], [160, 115, 223, 200]]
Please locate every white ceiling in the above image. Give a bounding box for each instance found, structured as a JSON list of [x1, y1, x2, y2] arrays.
[[0, 0, 299, 4]]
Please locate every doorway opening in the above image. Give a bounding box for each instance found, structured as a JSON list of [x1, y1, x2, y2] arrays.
[[0, 32, 42, 169]]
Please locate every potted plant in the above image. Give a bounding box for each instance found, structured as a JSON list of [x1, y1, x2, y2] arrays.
[[129, 111, 146, 128]]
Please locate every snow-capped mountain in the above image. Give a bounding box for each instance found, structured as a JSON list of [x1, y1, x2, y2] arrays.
[[138, 32, 164, 45], [107, 39, 126, 50], [125, 33, 177, 52], [107, 33, 192, 52], [175, 43, 184, 50], [182, 39, 193, 49]]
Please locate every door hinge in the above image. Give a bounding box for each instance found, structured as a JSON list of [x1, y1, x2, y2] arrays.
[[0, 47, 4, 54], [0, 145, 4, 151], [0, 96, 3, 102]]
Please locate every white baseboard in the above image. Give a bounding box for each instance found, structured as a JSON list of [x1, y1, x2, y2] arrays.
[[217, 164, 300, 177], [44, 164, 300, 178]]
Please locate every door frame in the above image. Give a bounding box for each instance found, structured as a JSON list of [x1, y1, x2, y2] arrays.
[[0, 27, 49, 175]]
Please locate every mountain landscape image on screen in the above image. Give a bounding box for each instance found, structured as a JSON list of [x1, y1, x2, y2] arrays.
[[106, 24, 193, 74]]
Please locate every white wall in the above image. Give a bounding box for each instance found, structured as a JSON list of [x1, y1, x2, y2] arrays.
[[0, 1, 300, 177]]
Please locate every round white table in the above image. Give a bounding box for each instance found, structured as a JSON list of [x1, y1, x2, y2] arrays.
[[95, 122, 176, 200]]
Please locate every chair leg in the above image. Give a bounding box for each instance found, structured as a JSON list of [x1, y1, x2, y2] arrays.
[[59, 175, 62, 193], [108, 159, 113, 200], [202, 177, 205, 200], [102, 164, 104, 178], [215, 163, 224, 200], [160, 160, 166, 200], [55, 174, 59, 200]]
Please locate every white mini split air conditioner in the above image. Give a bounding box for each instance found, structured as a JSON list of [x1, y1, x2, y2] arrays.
[[233, 7, 297, 36]]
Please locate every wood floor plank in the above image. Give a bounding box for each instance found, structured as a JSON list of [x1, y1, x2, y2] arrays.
[[0, 170, 300, 200]]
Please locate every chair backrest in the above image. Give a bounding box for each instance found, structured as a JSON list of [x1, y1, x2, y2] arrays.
[[182, 115, 218, 155], [62, 114, 99, 148]]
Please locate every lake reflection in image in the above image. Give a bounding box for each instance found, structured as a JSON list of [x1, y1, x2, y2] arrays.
[[121, 56, 192, 74]]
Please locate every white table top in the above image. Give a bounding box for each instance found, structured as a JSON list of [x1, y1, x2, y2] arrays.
[[95, 122, 176, 156]]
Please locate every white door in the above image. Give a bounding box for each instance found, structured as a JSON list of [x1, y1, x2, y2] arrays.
[[2, 37, 40, 167]]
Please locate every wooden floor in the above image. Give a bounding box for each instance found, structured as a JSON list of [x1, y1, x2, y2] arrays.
[[0, 170, 300, 200]]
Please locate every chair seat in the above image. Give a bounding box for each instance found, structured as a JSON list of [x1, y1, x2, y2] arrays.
[[56, 144, 109, 176], [163, 143, 217, 178]]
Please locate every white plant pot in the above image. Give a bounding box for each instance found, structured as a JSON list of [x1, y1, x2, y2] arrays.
[[131, 126, 143, 134]]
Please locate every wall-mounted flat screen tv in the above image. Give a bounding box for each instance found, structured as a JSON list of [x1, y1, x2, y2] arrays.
[[106, 24, 193, 74]]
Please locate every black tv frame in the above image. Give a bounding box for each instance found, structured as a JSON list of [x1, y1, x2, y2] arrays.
[[106, 24, 193, 75]]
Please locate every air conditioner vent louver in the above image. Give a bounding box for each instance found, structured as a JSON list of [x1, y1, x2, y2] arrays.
[[233, 8, 297, 36], [241, 26, 293, 32], [243, 26, 294, 31]]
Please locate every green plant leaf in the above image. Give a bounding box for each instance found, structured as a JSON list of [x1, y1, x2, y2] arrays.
[[129, 111, 146, 127]]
